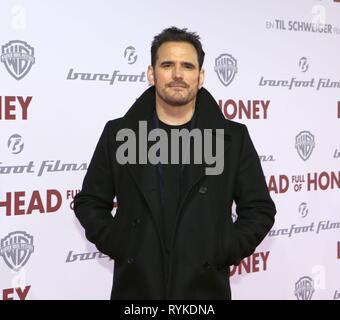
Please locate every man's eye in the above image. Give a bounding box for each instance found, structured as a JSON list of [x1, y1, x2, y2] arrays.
[[184, 64, 194, 69]]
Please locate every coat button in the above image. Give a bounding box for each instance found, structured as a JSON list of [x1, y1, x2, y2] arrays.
[[132, 218, 141, 227], [199, 186, 207, 194], [202, 261, 211, 270], [127, 257, 135, 264]]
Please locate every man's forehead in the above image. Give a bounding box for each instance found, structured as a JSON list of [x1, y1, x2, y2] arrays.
[[156, 41, 198, 62]]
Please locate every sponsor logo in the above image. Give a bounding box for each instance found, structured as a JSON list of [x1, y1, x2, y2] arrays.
[[230, 251, 270, 276], [66, 68, 146, 85], [214, 54, 238, 87], [11, 5, 27, 30], [259, 59, 340, 90], [265, 19, 340, 35], [269, 220, 340, 238], [0, 96, 32, 120], [298, 57, 309, 72], [298, 202, 309, 218], [8, 134, 24, 154], [66, 250, 110, 263], [267, 171, 340, 194], [334, 149, 340, 158], [124, 46, 137, 64], [218, 99, 270, 120], [295, 131, 315, 161], [1, 285, 31, 300], [334, 290, 340, 300], [295, 276, 315, 300], [1, 40, 35, 80], [259, 155, 275, 162], [0, 160, 87, 176], [0, 190, 62, 216], [0, 231, 34, 271], [259, 76, 340, 90], [311, 265, 326, 291]]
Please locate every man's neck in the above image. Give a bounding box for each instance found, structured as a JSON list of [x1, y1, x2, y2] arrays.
[[155, 96, 196, 126]]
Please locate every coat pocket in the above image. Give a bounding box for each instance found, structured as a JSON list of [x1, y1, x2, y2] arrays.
[[100, 209, 133, 262], [217, 216, 239, 268]]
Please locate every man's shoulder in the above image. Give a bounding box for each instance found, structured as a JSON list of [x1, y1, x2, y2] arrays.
[[106, 117, 124, 126], [220, 118, 247, 136], [103, 117, 124, 133]]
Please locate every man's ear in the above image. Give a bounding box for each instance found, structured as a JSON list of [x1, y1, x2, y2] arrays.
[[198, 68, 205, 89], [147, 65, 155, 86]]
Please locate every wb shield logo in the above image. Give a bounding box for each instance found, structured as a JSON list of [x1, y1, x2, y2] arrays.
[[295, 276, 315, 300], [1, 40, 35, 80], [295, 131, 315, 161], [214, 54, 238, 87], [0, 231, 34, 271]]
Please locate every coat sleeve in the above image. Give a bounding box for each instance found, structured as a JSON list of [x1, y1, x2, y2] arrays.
[[224, 124, 276, 266], [74, 120, 123, 259]]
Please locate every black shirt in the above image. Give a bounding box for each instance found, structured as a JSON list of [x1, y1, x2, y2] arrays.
[[158, 118, 192, 252]]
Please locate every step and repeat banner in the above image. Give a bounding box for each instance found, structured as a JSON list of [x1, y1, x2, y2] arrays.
[[0, 0, 339, 300]]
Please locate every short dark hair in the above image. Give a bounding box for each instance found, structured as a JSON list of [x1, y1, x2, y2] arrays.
[[151, 26, 205, 70]]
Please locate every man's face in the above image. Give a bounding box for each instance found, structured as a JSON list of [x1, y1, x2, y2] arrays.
[[148, 41, 204, 107]]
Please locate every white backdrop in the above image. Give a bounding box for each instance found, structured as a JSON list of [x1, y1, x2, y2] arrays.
[[1, 0, 339, 300]]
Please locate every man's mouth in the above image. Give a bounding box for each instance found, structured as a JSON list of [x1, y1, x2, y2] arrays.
[[168, 84, 187, 88]]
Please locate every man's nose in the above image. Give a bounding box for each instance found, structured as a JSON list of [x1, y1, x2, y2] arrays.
[[172, 65, 183, 79]]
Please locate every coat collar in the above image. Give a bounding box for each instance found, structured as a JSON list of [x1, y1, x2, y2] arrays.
[[119, 85, 231, 134]]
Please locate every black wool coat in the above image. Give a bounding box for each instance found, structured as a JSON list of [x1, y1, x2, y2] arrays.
[[74, 86, 276, 300]]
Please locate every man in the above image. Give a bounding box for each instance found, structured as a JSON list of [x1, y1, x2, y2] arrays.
[[74, 27, 276, 300]]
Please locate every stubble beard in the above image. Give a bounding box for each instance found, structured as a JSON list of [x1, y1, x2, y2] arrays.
[[155, 80, 199, 107]]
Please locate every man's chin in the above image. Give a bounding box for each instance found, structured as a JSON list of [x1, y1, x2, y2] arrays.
[[159, 92, 187, 106], [157, 89, 195, 106], [166, 100, 188, 107]]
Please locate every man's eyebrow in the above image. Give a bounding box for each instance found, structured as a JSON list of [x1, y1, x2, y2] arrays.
[[159, 60, 173, 64], [159, 60, 196, 67], [182, 61, 196, 67]]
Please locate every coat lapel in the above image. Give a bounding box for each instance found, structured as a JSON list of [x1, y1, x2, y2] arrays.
[[116, 87, 166, 250], [176, 88, 232, 215], [126, 118, 164, 234]]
